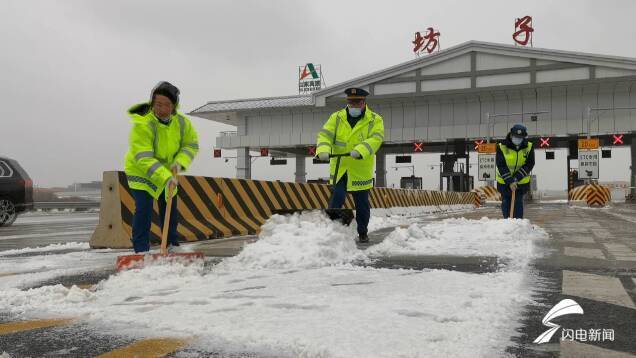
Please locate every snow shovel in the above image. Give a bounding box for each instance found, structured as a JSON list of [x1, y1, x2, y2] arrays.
[[116, 168, 204, 271], [272, 153, 354, 226]]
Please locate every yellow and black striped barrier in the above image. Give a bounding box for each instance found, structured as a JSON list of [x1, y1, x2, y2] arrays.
[[471, 186, 501, 203], [567, 184, 611, 207], [90, 171, 478, 249], [568, 184, 587, 201], [586, 183, 611, 207]]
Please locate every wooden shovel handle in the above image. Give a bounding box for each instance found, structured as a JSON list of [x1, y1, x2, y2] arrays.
[[160, 167, 178, 255], [509, 188, 516, 219]]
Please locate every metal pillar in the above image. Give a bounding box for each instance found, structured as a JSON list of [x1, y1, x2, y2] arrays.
[[236, 147, 251, 179], [375, 151, 386, 187], [295, 154, 306, 183], [631, 133, 636, 199]]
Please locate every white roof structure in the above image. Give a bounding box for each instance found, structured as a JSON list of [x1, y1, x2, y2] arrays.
[[188, 40, 636, 185], [191, 95, 312, 115], [191, 40, 636, 126]]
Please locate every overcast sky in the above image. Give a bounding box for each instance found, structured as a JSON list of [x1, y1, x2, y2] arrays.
[[1, 0, 634, 190]]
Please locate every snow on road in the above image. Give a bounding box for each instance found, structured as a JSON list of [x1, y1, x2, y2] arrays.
[[366, 217, 548, 270], [0, 211, 549, 357], [0, 243, 121, 290]]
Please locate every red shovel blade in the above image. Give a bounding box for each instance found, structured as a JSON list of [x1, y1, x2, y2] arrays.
[[116, 252, 205, 271]]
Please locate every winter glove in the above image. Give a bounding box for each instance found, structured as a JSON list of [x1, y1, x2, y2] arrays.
[[170, 163, 182, 173], [350, 150, 362, 159], [318, 152, 330, 161], [509, 181, 518, 192]]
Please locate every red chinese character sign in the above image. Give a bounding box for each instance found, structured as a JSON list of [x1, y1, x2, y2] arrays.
[[213, 149, 222, 158], [513, 16, 534, 46], [413, 28, 440, 56]]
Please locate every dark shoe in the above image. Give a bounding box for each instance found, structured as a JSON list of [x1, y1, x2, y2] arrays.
[[358, 233, 369, 243]]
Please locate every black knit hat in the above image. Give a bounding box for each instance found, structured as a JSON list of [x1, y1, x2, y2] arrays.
[[151, 81, 180, 106]]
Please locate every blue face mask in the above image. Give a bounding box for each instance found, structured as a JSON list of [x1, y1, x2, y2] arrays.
[[348, 107, 362, 117], [511, 136, 524, 146]]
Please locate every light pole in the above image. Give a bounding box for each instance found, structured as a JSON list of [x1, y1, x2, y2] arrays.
[[585, 105, 636, 187], [486, 110, 550, 142]]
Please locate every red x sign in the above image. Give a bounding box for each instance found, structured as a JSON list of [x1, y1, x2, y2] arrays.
[[612, 134, 624, 145], [539, 137, 550, 148], [474, 140, 484, 150], [413, 142, 424, 152], [308, 146, 316, 155]]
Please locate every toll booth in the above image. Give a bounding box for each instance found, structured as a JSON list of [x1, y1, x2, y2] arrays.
[[400, 176, 423, 189], [439, 141, 473, 192]]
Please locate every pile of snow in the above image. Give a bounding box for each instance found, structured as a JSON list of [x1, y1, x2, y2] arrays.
[[0, 242, 90, 256], [371, 204, 474, 218], [0, 214, 548, 357], [220, 212, 366, 270], [367, 215, 419, 233], [366, 217, 548, 269], [0, 249, 120, 290], [0, 262, 534, 358]]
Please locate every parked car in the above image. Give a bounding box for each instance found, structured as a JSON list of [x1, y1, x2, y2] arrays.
[[0, 157, 34, 226]]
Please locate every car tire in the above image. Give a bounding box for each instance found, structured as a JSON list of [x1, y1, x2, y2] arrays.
[[0, 199, 17, 227]]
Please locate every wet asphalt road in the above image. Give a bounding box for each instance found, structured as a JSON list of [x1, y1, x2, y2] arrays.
[[0, 205, 634, 357]]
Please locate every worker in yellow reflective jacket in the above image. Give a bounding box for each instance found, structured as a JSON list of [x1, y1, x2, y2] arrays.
[[124, 82, 199, 252], [496, 124, 535, 219], [315, 87, 385, 243]]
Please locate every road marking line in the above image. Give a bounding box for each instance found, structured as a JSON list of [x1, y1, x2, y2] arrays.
[[0, 230, 95, 241], [0, 318, 74, 335], [561, 340, 636, 358], [562, 270, 636, 309], [98, 338, 189, 358], [563, 247, 606, 260]]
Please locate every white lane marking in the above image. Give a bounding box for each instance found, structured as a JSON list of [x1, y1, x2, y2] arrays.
[[562, 270, 636, 309], [0, 230, 95, 241]]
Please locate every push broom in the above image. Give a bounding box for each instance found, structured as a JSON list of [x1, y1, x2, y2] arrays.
[[116, 168, 204, 271]]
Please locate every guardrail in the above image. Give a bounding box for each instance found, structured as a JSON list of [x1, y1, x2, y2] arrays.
[[219, 131, 238, 137], [34, 201, 101, 210]]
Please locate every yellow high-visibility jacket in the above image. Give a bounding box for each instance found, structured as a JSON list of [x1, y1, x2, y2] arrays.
[[124, 103, 199, 199], [315, 106, 384, 191], [496, 142, 533, 185]]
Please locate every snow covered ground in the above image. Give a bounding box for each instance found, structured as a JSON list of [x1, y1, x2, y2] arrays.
[[0, 209, 549, 357]]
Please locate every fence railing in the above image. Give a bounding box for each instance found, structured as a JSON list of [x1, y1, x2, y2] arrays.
[[34, 202, 101, 210]]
